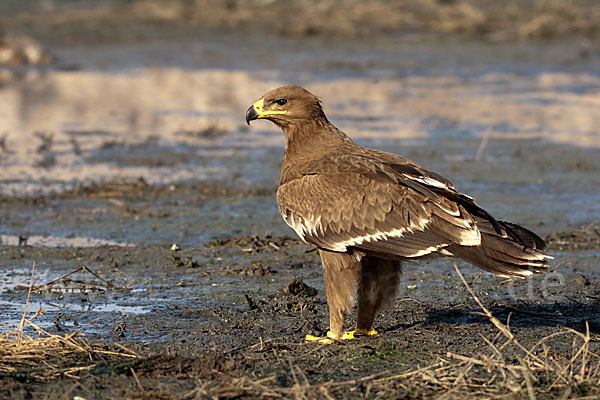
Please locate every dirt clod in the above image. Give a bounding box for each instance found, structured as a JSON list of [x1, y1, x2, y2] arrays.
[[545, 222, 600, 251], [171, 255, 200, 268], [573, 274, 592, 287], [283, 276, 317, 297], [206, 234, 299, 253], [242, 262, 276, 276]]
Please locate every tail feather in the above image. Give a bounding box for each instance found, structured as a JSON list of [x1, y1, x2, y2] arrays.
[[499, 221, 547, 251], [448, 219, 551, 278]]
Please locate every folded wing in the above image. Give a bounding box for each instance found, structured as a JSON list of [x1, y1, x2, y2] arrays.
[[276, 162, 551, 277], [277, 172, 481, 258]]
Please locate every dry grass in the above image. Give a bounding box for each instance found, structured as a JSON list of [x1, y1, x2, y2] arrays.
[[0, 263, 137, 382], [2, 262, 599, 398], [183, 264, 600, 399], [31, 264, 123, 293]]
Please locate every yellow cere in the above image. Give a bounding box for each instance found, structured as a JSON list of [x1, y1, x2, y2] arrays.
[[253, 98, 288, 118]]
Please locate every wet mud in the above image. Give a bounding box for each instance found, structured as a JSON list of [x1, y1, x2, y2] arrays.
[[2, 128, 600, 399], [1, 2, 600, 399], [1, 163, 599, 398]]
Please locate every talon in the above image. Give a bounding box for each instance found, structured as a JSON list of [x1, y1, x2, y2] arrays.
[[355, 328, 378, 336], [305, 329, 378, 344], [340, 329, 378, 340], [305, 332, 336, 344], [340, 331, 356, 340]]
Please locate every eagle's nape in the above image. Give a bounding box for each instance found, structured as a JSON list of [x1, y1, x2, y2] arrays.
[[246, 85, 552, 342]]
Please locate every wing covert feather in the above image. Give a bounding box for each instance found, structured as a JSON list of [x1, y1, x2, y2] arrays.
[[276, 172, 480, 256]]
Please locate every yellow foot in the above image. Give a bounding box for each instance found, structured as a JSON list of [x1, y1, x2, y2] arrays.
[[305, 331, 338, 344], [305, 329, 378, 344], [350, 328, 379, 337]]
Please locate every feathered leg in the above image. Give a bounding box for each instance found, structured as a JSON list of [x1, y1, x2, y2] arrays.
[[305, 250, 361, 343], [356, 257, 402, 335]]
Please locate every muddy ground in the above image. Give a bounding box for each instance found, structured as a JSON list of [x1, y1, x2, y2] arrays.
[[1, 1, 600, 399], [1, 140, 599, 399]]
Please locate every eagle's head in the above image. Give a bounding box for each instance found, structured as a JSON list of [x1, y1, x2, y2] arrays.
[[245, 85, 327, 128]]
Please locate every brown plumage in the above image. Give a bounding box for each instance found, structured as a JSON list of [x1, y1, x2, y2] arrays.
[[246, 85, 552, 342]]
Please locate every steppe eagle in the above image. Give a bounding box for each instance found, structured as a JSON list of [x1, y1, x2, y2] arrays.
[[246, 85, 551, 343]]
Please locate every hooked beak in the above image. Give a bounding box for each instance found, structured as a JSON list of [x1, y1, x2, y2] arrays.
[[245, 98, 287, 125], [245, 104, 259, 125]]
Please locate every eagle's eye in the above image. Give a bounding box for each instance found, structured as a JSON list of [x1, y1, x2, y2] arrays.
[[274, 98, 287, 106]]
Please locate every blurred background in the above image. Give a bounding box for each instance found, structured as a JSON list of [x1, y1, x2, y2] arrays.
[[0, 0, 599, 225]]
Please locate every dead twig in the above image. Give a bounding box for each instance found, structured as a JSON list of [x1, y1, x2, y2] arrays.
[[33, 265, 118, 293]]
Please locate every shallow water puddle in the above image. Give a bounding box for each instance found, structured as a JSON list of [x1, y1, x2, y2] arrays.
[[0, 234, 133, 248], [0, 265, 151, 336], [0, 257, 257, 338], [0, 299, 150, 330]]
